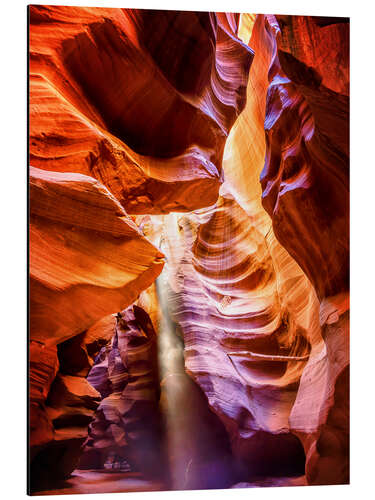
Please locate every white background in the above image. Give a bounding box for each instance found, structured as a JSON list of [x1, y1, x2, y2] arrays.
[[1, 0, 374, 498]]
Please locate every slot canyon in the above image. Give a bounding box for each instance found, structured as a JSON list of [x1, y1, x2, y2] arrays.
[[28, 6, 349, 495]]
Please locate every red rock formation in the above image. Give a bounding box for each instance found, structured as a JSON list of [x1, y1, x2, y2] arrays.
[[29, 342, 59, 451], [80, 305, 163, 477], [260, 14, 349, 301], [29, 342, 102, 491], [289, 310, 349, 485], [29, 166, 164, 345], [154, 13, 349, 486], [28, 7, 349, 494], [29, 6, 253, 214], [28, 7, 253, 489], [144, 14, 326, 483], [254, 14, 349, 484], [29, 165, 164, 489], [158, 194, 316, 477]]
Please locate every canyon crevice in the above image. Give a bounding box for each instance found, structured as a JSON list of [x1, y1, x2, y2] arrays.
[[28, 7, 349, 494]]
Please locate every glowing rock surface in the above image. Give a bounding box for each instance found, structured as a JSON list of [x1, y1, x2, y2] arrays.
[[29, 6, 253, 214], [28, 7, 349, 493]]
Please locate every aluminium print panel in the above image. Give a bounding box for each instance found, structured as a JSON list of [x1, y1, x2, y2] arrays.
[[28, 4, 349, 495]]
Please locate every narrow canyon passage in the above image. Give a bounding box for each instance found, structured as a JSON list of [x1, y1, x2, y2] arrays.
[[28, 7, 349, 495]]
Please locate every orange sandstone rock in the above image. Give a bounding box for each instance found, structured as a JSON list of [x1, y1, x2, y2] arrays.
[[29, 166, 164, 345], [29, 6, 253, 214], [254, 14, 350, 484]]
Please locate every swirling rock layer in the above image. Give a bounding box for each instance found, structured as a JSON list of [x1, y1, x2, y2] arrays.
[[28, 7, 349, 494], [80, 305, 163, 477], [29, 165, 163, 488], [260, 15, 349, 301], [29, 166, 164, 345], [29, 338, 102, 491], [158, 193, 317, 477], [255, 14, 349, 484], [29, 6, 253, 214]]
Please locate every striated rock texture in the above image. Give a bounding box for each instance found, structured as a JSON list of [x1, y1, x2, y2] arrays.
[[29, 6, 253, 214], [29, 163, 163, 487], [28, 7, 253, 491], [28, 6, 349, 494], [153, 12, 349, 486], [260, 15, 349, 302], [29, 166, 164, 345], [80, 305, 163, 477], [289, 308, 349, 485], [146, 13, 323, 482], [158, 193, 317, 478], [255, 15, 349, 485], [29, 335, 102, 491]]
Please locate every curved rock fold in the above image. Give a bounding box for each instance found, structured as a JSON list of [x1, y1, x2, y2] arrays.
[[28, 7, 349, 493]]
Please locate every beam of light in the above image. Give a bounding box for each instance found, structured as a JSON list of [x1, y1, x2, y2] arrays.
[[153, 212, 197, 490]]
